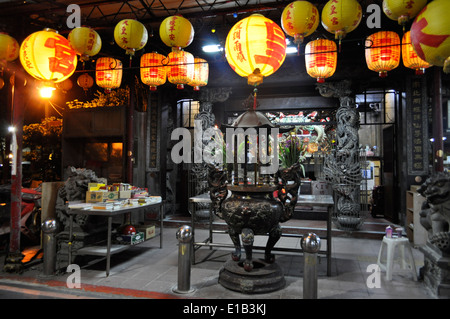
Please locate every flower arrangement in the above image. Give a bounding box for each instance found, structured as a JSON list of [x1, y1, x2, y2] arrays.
[[278, 133, 307, 169]]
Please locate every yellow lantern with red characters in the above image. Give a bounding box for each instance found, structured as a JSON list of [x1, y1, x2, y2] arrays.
[[305, 39, 337, 83], [96, 57, 122, 93], [114, 19, 148, 56], [20, 29, 77, 85], [382, 0, 427, 27], [167, 49, 194, 90], [68, 27, 102, 62], [140, 52, 167, 91], [365, 31, 401, 78], [77, 73, 94, 92], [188, 57, 209, 91], [225, 14, 287, 86], [410, 0, 450, 73], [0, 32, 19, 68], [321, 0, 362, 44], [160, 15, 194, 50], [402, 31, 431, 75], [281, 1, 320, 44]]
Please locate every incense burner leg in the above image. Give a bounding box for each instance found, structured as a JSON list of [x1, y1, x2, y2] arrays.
[[229, 227, 241, 261], [242, 228, 254, 271], [265, 223, 281, 263]]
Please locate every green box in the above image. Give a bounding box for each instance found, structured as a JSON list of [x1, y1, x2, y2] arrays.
[[115, 232, 145, 245]]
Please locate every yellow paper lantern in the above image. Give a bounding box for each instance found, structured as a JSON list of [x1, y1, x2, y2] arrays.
[[365, 31, 401, 78], [382, 0, 427, 26], [160, 15, 194, 50], [305, 39, 337, 83], [225, 14, 287, 86], [321, 0, 362, 43], [114, 19, 148, 56], [20, 29, 77, 84], [167, 49, 194, 90], [68, 27, 102, 62], [140, 52, 167, 91], [402, 31, 431, 75], [77, 73, 94, 92], [410, 0, 450, 73], [281, 1, 320, 44], [95, 57, 122, 93], [0, 32, 19, 68], [188, 57, 209, 91]]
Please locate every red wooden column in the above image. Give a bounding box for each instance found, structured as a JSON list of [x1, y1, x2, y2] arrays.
[[4, 70, 26, 272]]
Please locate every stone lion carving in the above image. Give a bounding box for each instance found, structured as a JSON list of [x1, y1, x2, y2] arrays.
[[418, 172, 450, 254]]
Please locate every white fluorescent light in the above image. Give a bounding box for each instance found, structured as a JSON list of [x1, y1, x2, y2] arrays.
[[286, 46, 298, 54], [202, 44, 224, 53]]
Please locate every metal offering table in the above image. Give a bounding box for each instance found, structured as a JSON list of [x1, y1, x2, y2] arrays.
[[67, 200, 164, 276], [189, 193, 334, 276]]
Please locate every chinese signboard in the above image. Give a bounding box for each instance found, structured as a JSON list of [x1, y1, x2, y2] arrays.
[[406, 76, 428, 175]]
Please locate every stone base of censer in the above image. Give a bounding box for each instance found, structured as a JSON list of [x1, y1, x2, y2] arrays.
[[218, 258, 285, 294]]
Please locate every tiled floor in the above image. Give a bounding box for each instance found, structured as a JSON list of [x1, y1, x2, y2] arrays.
[[0, 225, 435, 299]]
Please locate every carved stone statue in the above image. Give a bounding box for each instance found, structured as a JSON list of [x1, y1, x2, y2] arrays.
[[417, 172, 450, 298], [418, 172, 450, 254]]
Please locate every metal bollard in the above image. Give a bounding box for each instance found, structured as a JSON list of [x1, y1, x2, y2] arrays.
[[301, 232, 321, 299], [173, 225, 196, 294], [42, 218, 58, 276]]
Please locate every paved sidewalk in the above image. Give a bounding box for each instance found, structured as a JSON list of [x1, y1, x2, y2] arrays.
[[0, 227, 434, 299]]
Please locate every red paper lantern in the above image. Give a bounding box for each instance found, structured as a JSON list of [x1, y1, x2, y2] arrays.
[[77, 73, 94, 92], [402, 31, 431, 75], [305, 39, 337, 83], [365, 31, 401, 78], [140, 52, 167, 91], [95, 57, 122, 93], [188, 57, 208, 91], [167, 49, 194, 90]]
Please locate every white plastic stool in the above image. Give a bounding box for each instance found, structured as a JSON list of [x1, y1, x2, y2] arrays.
[[377, 236, 418, 281]]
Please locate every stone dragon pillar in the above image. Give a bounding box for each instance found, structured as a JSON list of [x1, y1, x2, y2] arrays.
[[318, 81, 363, 230]]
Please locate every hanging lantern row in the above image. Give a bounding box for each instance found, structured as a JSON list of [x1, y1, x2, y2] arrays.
[[365, 30, 433, 78], [2, 0, 449, 95], [140, 51, 208, 91]]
